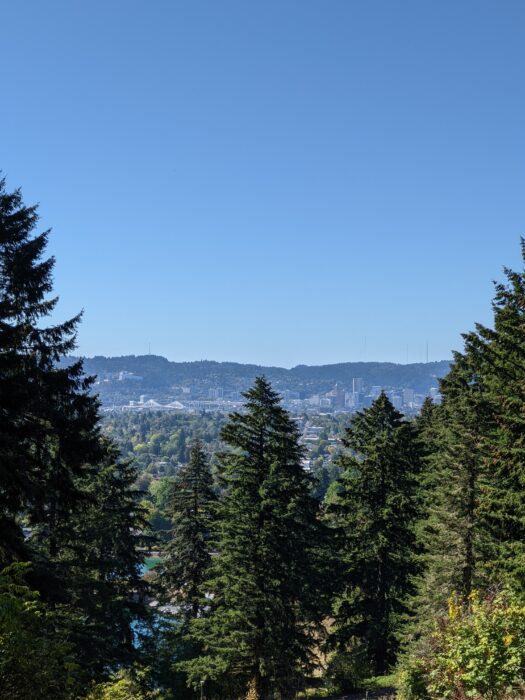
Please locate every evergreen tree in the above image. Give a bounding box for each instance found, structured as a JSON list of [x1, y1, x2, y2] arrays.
[[0, 177, 102, 565], [332, 393, 422, 676], [459, 240, 525, 592], [161, 439, 216, 625], [416, 241, 525, 602], [52, 443, 149, 674], [0, 177, 146, 686], [399, 242, 525, 682], [413, 357, 490, 629], [183, 377, 328, 700]]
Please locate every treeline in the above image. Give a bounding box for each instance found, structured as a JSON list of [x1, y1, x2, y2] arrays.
[[3, 178, 525, 700]]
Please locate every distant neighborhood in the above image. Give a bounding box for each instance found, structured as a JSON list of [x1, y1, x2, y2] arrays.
[[81, 355, 448, 416]]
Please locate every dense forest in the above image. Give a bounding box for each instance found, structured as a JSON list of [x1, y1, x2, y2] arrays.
[[3, 180, 525, 700]]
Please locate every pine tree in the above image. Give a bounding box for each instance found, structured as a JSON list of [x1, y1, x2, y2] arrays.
[[398, 242, 525, 688], [0, 177, 102, 565], [52, 442, 149, 673], [459, 240, 525, 592], [416, 241, 525, 600], [182, 377, 328, 700], [161, 439, 216, 625], [332, 393, 422, 676], [415, 357, 490, 623], [0, 177, 146, 684]]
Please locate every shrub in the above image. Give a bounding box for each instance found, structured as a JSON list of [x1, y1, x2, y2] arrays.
[[325, 647, 371, 693], [398, 591, 525, 700], [396, 656, 430, 700], [85, 669, 165, 700], [0, 564, 80, 700]]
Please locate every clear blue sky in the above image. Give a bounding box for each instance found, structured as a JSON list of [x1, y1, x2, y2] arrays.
[[2, 1, 524, 367]]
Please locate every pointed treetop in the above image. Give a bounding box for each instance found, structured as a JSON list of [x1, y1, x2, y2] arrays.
[[242, 375, 282, 408]]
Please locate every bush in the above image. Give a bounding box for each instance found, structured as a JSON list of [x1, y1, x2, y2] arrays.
[[0, 564, 80, 700], [85, 669, 165, 700], [398, 590, 525, 700], [325, 647, 371, 693], [396, 656, 429, 700]]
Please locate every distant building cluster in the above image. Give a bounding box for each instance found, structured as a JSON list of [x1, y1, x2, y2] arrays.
[[101, 377, 442, 415], [277, 379, 441, 415]]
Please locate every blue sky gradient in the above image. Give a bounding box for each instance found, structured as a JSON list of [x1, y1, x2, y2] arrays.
[[1, 1, 524, 366]]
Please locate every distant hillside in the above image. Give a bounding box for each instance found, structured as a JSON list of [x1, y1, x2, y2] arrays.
[[70, 355, 450, 395], [288, 360, 450, 390]]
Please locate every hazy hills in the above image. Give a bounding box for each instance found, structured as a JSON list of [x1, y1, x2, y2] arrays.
[[74, 355, 450, 394]]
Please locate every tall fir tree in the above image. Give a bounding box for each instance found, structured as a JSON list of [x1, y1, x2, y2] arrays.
[[50, 442, 149, 675], [415, 241, 525, 604], [151, 441, 216, 698], [459, 240, 525, 592], [0, 177, 102, 565], [332, 393, 422, 676], [161, 439, 216, 625], [182, 377, 329, 700], [413, 355, 491, 628], [397, 242, 525, 691], [0, 177, 146, 686]]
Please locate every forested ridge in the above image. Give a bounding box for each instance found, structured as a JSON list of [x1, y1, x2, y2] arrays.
[[3, 180, 525, 700], [71, 355, 449, 396]]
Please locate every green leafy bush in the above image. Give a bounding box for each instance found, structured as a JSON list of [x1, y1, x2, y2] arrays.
[[0, 564, 80, 700], [325, 647, 371, 693], [396, 656, 429, 700], [85, 669, 165, 700], [398, 591, 525, 700]]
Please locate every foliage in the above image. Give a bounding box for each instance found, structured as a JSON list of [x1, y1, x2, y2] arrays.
[[152, 440, 216, 697], [408, 366, 491, 647], [182, 377, 331, 699], [324, 647, 371, 694], [46, 444, 150, 673], [104, 412, 226, 479], [431, 591, 525, 699], [396, 656, 430, 700], [461, 242, 525, 592], [403, 244, 525, 672], [0, 178, 147, 691], [0, 563, 80, 700], [141, 614, 199, 700], [84, 668, 165, 699], [398, 591, 525, 700], [0, 177, 102, 565], [330, 392, 422, 676], [160, 439, 216, 625], [104, 410, 345, 510]]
